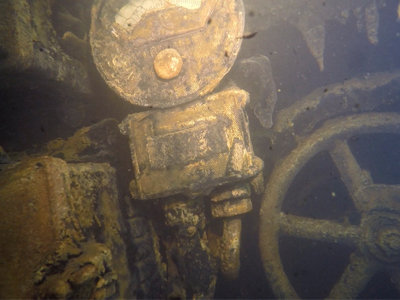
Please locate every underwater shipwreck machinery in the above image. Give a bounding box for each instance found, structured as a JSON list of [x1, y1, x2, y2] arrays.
[[2, 0, 400, 298], [0, 0, 264, 298], [260, 112, 400, 299], [0, 1, 132, 299], [0, 0, 166, 299], [258, 67, 400, 299], [0, 0, 92, 147], [90, 0, 264, 298]]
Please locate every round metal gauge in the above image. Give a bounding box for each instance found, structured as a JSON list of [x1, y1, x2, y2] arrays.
[[90, 0, 245, 108]]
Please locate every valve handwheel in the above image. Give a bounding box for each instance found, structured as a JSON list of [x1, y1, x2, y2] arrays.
[[260, 113, 400, 299]]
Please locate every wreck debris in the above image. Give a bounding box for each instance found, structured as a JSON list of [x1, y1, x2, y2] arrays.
[[244, 0, 383, 71]]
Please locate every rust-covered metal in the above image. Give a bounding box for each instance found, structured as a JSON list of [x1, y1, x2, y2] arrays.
[[259, 113, 400, 299], [0, 156, 131, 299], [209, 183, 252, 280], [162, 196, 217, 298], [210, 183, 252, 218], [90, 0, 245, 108], [119, 88, 263, 200]]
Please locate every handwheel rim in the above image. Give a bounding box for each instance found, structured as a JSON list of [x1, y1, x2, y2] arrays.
[[259, 113, 400, 299]]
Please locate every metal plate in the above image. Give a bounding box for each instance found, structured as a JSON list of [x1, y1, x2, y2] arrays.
[[90, 0, 244, 108]]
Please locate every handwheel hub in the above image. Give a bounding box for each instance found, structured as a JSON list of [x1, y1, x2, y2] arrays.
[[363, 211, 400, 263]]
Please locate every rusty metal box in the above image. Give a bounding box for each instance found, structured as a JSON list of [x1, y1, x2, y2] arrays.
[[0, 156, 130, 299], [119, 88, 263, 200]]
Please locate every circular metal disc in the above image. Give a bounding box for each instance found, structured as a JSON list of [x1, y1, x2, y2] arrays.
[[90, 0, 245, 108]]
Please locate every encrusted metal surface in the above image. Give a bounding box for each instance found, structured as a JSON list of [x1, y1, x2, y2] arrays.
[[0, 0, 89, 93], [163, 196, 217, 298], [259, 113, 400, 299], [0, 156, 131, 299], [119, 88, 263, 200], [210, 183, 252, 218], [90, 0, 244, 108], [220, 218, 242, 281]]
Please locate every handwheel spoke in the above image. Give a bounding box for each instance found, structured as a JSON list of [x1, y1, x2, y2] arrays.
[[328, 250, 380, 299], [260, 113, 400, 299], [279, 213, 360, 246], [330, 140, 373, 212]]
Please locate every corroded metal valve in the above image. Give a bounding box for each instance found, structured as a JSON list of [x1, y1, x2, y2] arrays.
[[119, 88, 263, 295]]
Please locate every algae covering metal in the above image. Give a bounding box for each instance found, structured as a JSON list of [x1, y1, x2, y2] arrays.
[[119, 88, 263, 200], [259, 113, 400, 299], [0, 156, 131, 299], [162, 196, 217, 298], [90, 0, 245, 108]]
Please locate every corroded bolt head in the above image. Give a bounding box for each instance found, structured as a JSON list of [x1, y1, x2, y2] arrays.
[[153, 48, 183, 80]]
